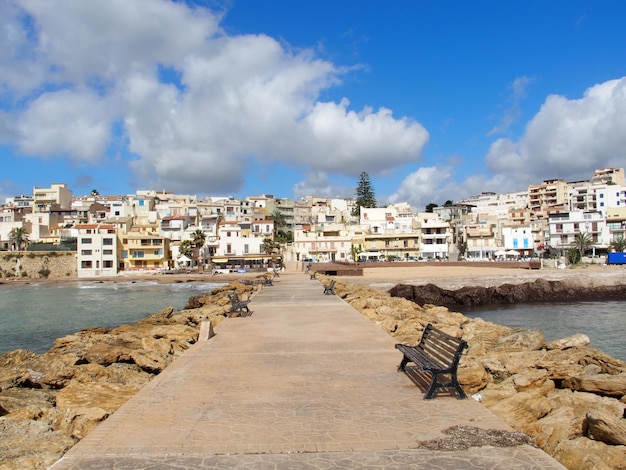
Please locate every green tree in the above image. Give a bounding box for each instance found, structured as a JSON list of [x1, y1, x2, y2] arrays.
[[570, 231, 593, 263], [269, 209, 289, 242], [90, 189, 100, 196], [9, 227, 29, 251], [262, 238, 278, 255], [610, 235, 626, 252], [179, 240, 194, 258], [191, 229, 206, 248], [352, 171, 377, 217], [425, 203, 437, 213]]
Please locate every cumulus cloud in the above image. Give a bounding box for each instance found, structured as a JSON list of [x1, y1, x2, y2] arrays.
[[388, 166, 456, 211], [485, 77, 626, 190], [15, 89, 113, 161], [1, 0, 428, 195]]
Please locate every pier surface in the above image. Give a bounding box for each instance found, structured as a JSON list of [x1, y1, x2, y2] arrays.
[[51, 269, 565, 469]]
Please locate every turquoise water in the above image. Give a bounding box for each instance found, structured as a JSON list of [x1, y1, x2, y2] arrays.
[[463, 301, 625, 362], [0, 281, 226, 354]]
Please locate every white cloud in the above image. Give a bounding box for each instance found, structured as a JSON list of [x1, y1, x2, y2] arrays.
[[485, 77, 626, 189], [1, 0, 429, 195], [487, 75, 534, 136], [388, 166, 456, 211], [16, 89, 113, 161]]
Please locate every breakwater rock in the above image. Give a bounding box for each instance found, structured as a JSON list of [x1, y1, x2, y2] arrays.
[[328, 278, 626, 470], [388, 278, 626, 308], [0, 281, 259, 469], [2, 275, 625, 470]]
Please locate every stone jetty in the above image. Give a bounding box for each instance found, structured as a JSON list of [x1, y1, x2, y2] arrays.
[[0, 269, 624, 469]]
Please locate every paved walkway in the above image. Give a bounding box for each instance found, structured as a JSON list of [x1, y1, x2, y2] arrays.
[[51, 270, 565, 469]]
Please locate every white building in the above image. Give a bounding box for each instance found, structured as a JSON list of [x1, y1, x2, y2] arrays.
[[76, 224, 118, 278], [547, 211, 609, 255], [501, 226, 534, 254]]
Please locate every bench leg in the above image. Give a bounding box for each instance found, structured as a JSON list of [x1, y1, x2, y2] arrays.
[[424, 372, 441, 400], [424, 371, 467, 400], [397, 355, 410, 373]]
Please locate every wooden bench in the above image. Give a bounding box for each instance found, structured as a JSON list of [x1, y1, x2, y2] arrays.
[[323, 279, 336, 295], [395, 323, 467, 400], [227, 291, 252, 317]]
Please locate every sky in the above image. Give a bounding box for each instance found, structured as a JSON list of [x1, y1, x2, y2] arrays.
[[1, 0, 626, 211]]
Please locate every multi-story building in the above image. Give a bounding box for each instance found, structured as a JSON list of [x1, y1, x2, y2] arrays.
[[33, 183, 73, 212], [418, 218, 451, 260], [528, 179, 569, 212], [501, 226, 534, 255], [606, 207, 626, 244], [121, 232, 170, 271], [294, 223, 353, 263], [76, 224, 118, 278], [546, 211, 608, 256]]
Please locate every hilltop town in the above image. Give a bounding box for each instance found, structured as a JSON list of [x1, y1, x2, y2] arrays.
[[1, 167, 625, 279]]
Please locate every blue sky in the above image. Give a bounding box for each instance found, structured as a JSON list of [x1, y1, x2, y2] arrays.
[[1, 0, 625, 211]]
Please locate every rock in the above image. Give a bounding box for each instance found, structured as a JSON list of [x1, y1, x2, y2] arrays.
[[563, 373, 626, 397], [553, 436, 626, 470], [0, 417, 75, 470], [546, 333, 590, 350], [389, 278, 626, 308], [585, 409, 626, 445], [495, 329, 545, 352]]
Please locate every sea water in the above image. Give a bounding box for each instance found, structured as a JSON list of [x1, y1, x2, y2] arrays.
[[463, 301, 625, 362], [0, 281, 226, 355], [2, 282, 625, 362]]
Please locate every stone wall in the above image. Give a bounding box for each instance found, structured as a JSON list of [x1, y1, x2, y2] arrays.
[[0, 252, 77, 280]]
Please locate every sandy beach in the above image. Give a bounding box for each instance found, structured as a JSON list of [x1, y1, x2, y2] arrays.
[[6, 262, 625, 293], [345, 262, 626, 291]]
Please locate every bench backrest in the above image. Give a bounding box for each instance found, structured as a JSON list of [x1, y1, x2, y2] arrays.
[[418, 323, 467, 370]]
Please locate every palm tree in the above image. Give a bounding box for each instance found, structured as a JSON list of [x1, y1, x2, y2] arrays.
[[191, 229, 206, 248], [179, 240, 194, 258], [9, 227, 30, 251], [609, 235, 626, 252], [570, 231, 593, 264]]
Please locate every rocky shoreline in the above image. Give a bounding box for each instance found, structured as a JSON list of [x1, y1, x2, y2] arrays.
[[1, 273, 625, 469]]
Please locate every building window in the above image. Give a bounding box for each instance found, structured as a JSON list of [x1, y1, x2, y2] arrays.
[[121, 250, 128, 259], [103, 260, 113, 268], [103, 249, 113, 255], [103, 238, 113, 245], [81, 238, 92, 244], [81, 260, 92, 268], [132, 251, 145, 258], [81, 250, 92, 255]]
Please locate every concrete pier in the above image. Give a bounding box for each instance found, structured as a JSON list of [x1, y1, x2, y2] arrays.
[[51, 270, 565, 469]]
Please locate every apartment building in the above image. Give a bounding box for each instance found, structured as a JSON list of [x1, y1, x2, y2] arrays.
[[121, 232, 170, 271], [546, 211, 608, 255], [76, 224, 118, 278], [33, 183, 73, 212], [294, 223, 353, 262], [418, 218, 452, 260], [528, 179, 569, 212]]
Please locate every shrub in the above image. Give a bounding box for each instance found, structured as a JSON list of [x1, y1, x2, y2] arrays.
[[38, 268, 51, 279]]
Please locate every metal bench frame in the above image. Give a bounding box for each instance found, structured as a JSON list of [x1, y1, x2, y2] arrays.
[[227, 291, 252, 317], [323, 279, 336, 295], [395, 323, 467, 400]]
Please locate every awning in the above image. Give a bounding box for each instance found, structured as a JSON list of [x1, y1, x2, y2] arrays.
[[211, 258, 228, 263]]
